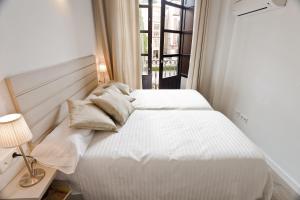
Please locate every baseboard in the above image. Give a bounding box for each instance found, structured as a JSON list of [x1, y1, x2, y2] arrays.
[[264, 153, 300, 196]]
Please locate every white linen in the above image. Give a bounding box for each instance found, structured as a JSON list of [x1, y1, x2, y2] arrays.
[[130, 89, 212, 110], [31, 118, 93, 174], [68, 110, 272, 200]]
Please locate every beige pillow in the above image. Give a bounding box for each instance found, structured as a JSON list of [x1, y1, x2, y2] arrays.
[[123, 95, 136, 102], [91, 82, 131, 95], [94, 85, 122, 96], [109, 81, 131, 95], [106, 86, 135, 102], [90, 92, 134, 125], [94, 85, 136, 102], [67, 99, 117, 131], [91, 84, 109, 95]]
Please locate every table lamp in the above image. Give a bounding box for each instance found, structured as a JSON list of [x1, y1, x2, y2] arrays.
[[0, 113, 45, 187]]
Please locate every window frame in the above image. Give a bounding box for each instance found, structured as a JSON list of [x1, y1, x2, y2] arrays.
[[139, 1, 153, 76], [160, 0, 194, 79]]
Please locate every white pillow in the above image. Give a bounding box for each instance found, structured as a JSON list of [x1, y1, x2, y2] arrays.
[[31, 118, 93, 174]]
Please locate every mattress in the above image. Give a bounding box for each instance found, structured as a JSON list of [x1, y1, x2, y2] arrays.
[[130, 89, 212, 110], [65, 110, 272, 200]]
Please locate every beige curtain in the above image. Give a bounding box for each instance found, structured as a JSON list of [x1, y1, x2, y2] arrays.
[[186, 0, 210, 92], [93, 0, 142, 89], [92, 0, 113, 80]]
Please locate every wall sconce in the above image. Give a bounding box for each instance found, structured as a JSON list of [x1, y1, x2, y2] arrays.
[[98, 64, 107, 83]]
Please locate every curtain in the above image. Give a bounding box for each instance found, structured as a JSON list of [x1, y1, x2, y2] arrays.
[[186, 0, 210, 93], [93, 0, 142, 89], [92, 0, 113, 80]]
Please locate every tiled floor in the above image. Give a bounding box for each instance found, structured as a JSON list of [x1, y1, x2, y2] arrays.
[[271, 170, 299, 200]]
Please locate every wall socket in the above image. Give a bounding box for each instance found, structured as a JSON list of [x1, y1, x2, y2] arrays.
[[235, 110, 249, 124], [0, 148, 17, 174]]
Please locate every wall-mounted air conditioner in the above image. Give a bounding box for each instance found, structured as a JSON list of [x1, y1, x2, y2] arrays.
[[232, 0, 287, 16]]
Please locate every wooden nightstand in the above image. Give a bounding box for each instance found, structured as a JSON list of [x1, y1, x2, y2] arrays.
[[0, 164, 57, 200]]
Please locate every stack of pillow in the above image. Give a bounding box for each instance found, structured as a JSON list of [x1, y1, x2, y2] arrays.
[[31, 81, 135, 174], [67, 82, 135, 132]]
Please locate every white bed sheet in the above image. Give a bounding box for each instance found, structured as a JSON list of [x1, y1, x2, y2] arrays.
[[130, 89, 212, 110], [64, 110, 272, 200]]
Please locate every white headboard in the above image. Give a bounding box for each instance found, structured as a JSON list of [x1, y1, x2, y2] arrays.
[[5, 55, 98, 143]]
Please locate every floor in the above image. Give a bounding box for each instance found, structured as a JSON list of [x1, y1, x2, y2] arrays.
[[271, 169, 299, 200]]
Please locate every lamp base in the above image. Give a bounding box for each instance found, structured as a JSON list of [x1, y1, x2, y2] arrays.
[[19, 168, 46, 187]]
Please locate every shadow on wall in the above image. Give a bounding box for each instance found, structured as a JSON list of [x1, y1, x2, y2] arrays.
[[0, 80, 15, 115], [0, 0, 8, 12]]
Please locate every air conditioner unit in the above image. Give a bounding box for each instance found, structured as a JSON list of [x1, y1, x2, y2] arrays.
[[232, 0, 287, 16]]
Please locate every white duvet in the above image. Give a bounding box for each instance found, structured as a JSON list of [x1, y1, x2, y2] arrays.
[[130, 89, 212, 110], [68, 110, 272, 200]]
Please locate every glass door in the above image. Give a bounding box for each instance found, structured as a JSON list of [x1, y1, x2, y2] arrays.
[[140, 0, 153, 89], [159, 0, 195, 89], [139, 0, 194, 89], [180, 0, 195, 78], [159, 0, 182, 89]]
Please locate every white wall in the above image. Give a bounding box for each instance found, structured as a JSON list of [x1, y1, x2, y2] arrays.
[[0, 0, 96, 190], [180, 77, 187, 89], [209, 1, 236, 109], [0, 0, 96, 81], [214, 0, 300, 193], [0, 80, 15, 115]]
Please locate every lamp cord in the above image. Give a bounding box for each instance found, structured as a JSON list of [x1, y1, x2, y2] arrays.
[[12, 152, 34, 159]]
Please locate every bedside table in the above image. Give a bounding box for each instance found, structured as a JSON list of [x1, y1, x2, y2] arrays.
[[0, 164, 56, 200]]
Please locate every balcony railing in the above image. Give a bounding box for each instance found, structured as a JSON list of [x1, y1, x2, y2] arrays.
[[143, 59, 177, 89]]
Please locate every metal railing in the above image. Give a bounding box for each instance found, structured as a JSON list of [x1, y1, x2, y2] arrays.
[[143, 60, 177, 89]]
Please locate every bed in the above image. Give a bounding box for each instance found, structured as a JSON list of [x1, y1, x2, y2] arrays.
[[130, 89, 212, 110], [5, 55, 272, 200], [58, 110, 272, 200]]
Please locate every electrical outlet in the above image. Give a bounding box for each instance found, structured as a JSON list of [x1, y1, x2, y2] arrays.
[[0, 148, 17, 174], [240, 114, 248, 124], [234, 110, 248, 124]]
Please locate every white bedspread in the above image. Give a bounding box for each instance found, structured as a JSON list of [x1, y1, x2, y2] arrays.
[[67, 110, 272, 200], [130, 89, 212, 110]]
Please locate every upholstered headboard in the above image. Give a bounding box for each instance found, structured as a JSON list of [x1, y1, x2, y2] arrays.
[[5, 55, 98, 143]]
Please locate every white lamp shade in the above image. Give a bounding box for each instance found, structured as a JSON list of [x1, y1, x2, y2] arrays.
[[99, 64, 107, 73], [0, 114, 32, 148]]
